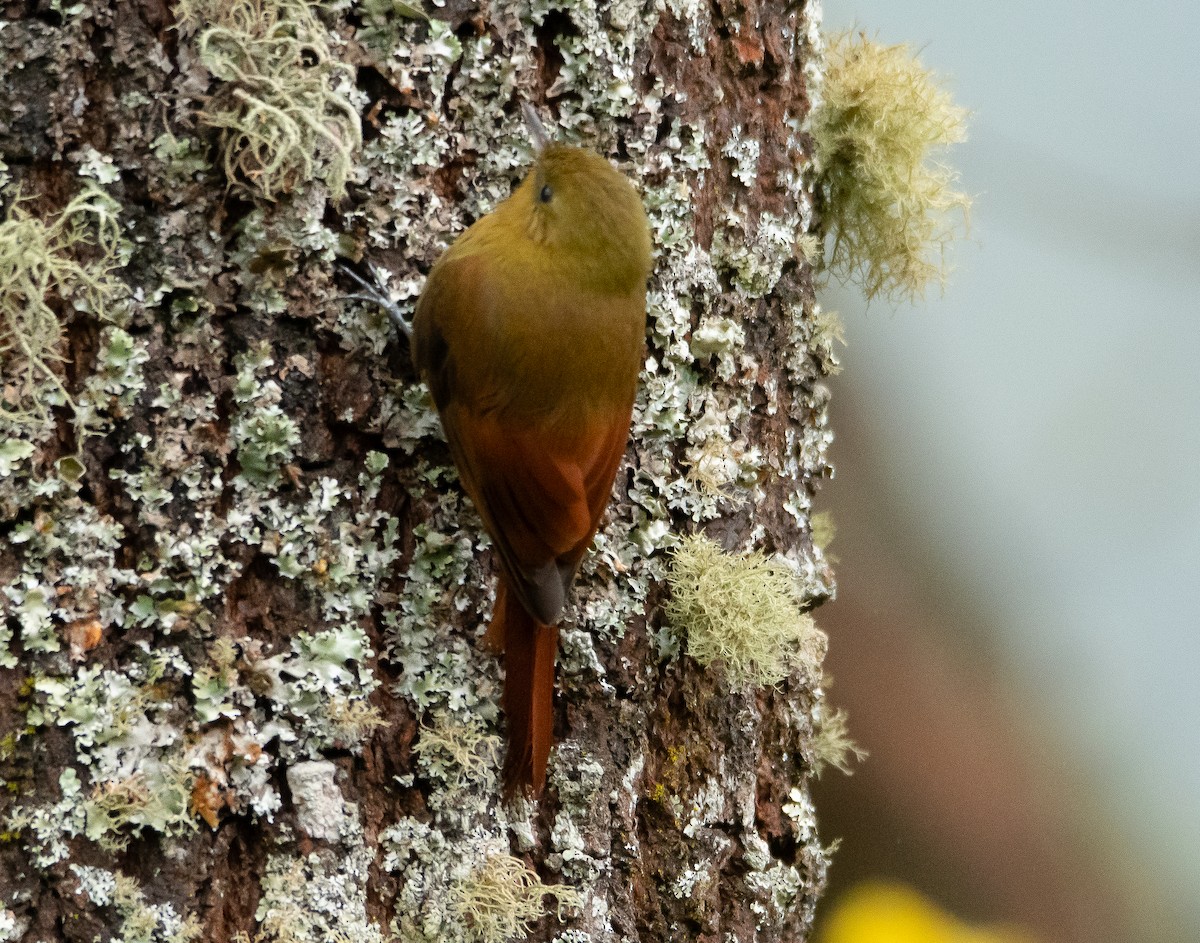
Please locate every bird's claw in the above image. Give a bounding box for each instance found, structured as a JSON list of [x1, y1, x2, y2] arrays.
[[336, 261, 413, 338]]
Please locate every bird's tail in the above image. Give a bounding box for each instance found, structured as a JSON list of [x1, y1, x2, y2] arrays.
[[489, 579, 558, 797]]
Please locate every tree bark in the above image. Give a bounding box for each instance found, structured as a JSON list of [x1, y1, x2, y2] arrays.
[[0, 2, 836, 941]]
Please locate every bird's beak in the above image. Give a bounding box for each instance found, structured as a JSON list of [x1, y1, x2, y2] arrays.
[[522, 102, 550, 154]]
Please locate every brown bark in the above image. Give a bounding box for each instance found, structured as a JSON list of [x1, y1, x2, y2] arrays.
[[0, 2, 835, 941]]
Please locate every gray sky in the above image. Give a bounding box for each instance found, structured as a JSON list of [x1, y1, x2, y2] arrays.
[[821, 0, 1200, 931]]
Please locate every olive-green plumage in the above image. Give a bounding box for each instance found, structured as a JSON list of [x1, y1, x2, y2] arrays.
[[412, 143, 652, 794]]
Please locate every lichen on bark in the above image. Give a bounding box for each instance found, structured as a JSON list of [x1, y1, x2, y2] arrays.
[[0, 2, 836, 941]]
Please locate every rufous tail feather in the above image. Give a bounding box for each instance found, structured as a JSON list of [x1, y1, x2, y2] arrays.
[[494, 579, 558, 796]]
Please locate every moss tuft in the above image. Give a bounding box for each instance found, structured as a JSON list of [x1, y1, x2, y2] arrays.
[[413, 712, 500, 793], [809, 511, 836, 553], [811, 707, 866, 776], [665, 535, 826, 687], [451, 854, 581, 943], [184, 0, 362, 200], [813, 32, 970, 303], [324, 697, 387, 745], [0, 187, 124, 423]]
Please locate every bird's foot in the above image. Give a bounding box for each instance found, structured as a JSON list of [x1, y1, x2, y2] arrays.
[[336, 261, 412, 338]]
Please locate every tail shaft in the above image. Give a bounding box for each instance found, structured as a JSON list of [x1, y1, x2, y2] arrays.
[[494, 580, 558, 795]]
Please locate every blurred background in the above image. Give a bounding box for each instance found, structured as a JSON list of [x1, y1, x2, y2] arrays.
[[811, 2, 1200, 942]]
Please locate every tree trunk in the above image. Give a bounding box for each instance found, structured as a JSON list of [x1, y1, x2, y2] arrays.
[[0, 2, 836, 941]]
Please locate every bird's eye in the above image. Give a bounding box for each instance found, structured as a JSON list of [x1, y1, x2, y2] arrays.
[[539, 185, 553, 203]]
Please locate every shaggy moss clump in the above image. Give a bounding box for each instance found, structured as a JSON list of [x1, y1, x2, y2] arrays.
[[413, 713, 501, 794], [0, 188, 124, 423], [811, 707, 866, 776], [451, 854, 580, 943], [185, 0, 362, 199], [813, 32, 970, 302], [665, 535, 825, 687]]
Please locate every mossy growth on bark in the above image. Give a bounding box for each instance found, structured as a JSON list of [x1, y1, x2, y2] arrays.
[[813, 32, 970, 303], [182, 0, 362, 199], [665, 534, 827, 688], [0, 186, 126, 423]]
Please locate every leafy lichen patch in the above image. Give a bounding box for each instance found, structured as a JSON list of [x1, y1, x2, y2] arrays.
[[254, 816, 385, 943], [71, 867, 204, 943]]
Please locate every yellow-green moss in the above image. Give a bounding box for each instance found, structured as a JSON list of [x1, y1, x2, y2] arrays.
[[664, 535, 826, 687], [0, 187, 124, 423], [413, 713, 500, 793], [809, 511, 836, 553], [185, 0, 362, 199], [811, 707, 866, 776], [451, 854, 580, 943], [813, 32, 970, 303]]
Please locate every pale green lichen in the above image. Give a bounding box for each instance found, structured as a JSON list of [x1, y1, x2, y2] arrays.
[[82, 765, 196, 852], [87, 326, 151, 411], [150, 131, 213, 190], [10, 661, 197, 858], [746, 854, 807, 932], [0, 438, 35, 477], [7, 767, 86, 867], [192, 639, 242, 723], [185, 0, 362, 199], [75, 145, 122, 185], [382, 810, 579, 942], [264, 626, 383, 753], [8, 400, 396, 848], [2, 479, 132, 660], [382, 818, 475, 941], [665, 535, 826, 687], [253, 820, 385, 943], [383, 519, 499, 718], [722, 126, 761, 187], [813, 31, 970, 302], [546, 747, 606, 885], [356, 0, 430, 59], [710, 210, 802, 299], [231, 343, 302, 485], [71, 867, 204, 943]]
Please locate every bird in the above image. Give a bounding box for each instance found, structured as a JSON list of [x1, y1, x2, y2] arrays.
[[352, 106, 652, 794]]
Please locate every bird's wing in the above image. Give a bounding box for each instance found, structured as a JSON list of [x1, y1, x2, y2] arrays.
[[413, 250, 633, 624], [443, 401, 633, 625]]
